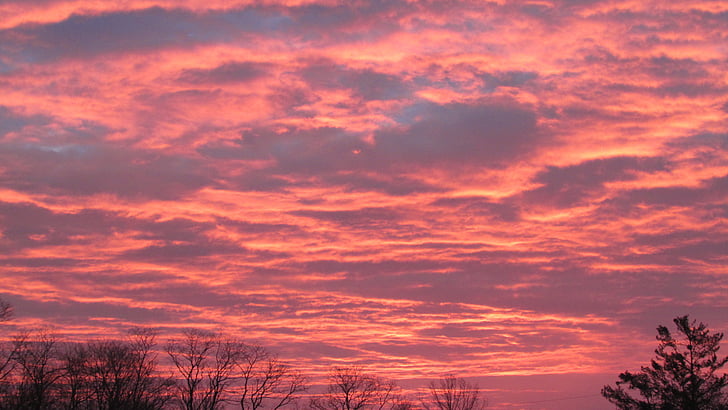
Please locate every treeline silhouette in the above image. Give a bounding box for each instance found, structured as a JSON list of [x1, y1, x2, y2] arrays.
[[0, 299, 486, 410], [2, 298, 728, 409]]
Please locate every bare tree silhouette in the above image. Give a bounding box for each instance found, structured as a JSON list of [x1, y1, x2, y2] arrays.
[[166, 329, 242, 410], [390, 396, 418, 410], [58, 343, 93, 410], [0, 299, 11, 323], [0, 298, 17, 400], [86, 329, 173, 410], [8, 329, 64, 410], [237, 344, 306, 410], [310, 367, 399, 410], [424, 375, 487, 410]]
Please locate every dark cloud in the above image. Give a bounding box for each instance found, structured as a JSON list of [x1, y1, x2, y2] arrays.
[[573, 40, 727, 99], [132, 218, 215, 243], [217, 101, 539, 189], [417, 324, 581, 352], [479, 70, 539, 92], [10, 297, 175, 327], [0, 0, 62, 6], [280, 341, 360, 360], [232, 171, 294, 192], [0, 201, 123, 251], [607, 81, 728, 98], [360, 341, 482, 360], [0, 257, 84, 268], [119, 233, 291, 265], [291, 207, 430, 241], [216, 217, 302, 236], [267, 84, 322, 114], [281, 252, 725, 322], [283, 0, 411, 43], [0, 200, 296, 266], [430, 196, 521, 221], [629, 229, 712, 248], [121, 242, 244, 262], [250, 126, 364, 173], [323, 173, 443, 196], [0, 1, 424, 64], [0, 105, 51, 136], [136, 88, 224, 111], [292, 207, 402, 230], [1, 7, 200, 61], [613, 237, 728, 267], [667, 133, 728, 161], [612, 173, 727, 208], [178, 61, 272, 84], [374, 102, 538, 165], [265, 327, 305, 336], [644, 56, 710, 79], [117, 282, 272, 311], [0, 142, 214, 199], [521, 156, 669, 208], [299, 60, 411, 100], [0, 6, 291, 62]]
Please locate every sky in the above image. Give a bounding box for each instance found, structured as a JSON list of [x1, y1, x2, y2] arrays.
[[0, 0, 727, 408]]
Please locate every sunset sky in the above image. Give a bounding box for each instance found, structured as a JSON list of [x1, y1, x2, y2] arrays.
[[0, 0, 727, 408]]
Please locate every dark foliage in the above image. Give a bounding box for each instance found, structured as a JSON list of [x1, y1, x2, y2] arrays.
[[602, 315, 728, 410]]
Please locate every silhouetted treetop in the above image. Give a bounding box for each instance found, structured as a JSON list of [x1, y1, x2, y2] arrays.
[[425, 375, 487, 410], [310, 367, 400, 410], [0, 299, 11, 322], [602, 315, 728, 410]]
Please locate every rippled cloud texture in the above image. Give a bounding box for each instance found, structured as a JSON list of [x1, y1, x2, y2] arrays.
[[0, 0, 727, 408]]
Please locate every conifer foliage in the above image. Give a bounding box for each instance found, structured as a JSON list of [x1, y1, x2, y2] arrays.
[[602, 315, 728, 410]]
